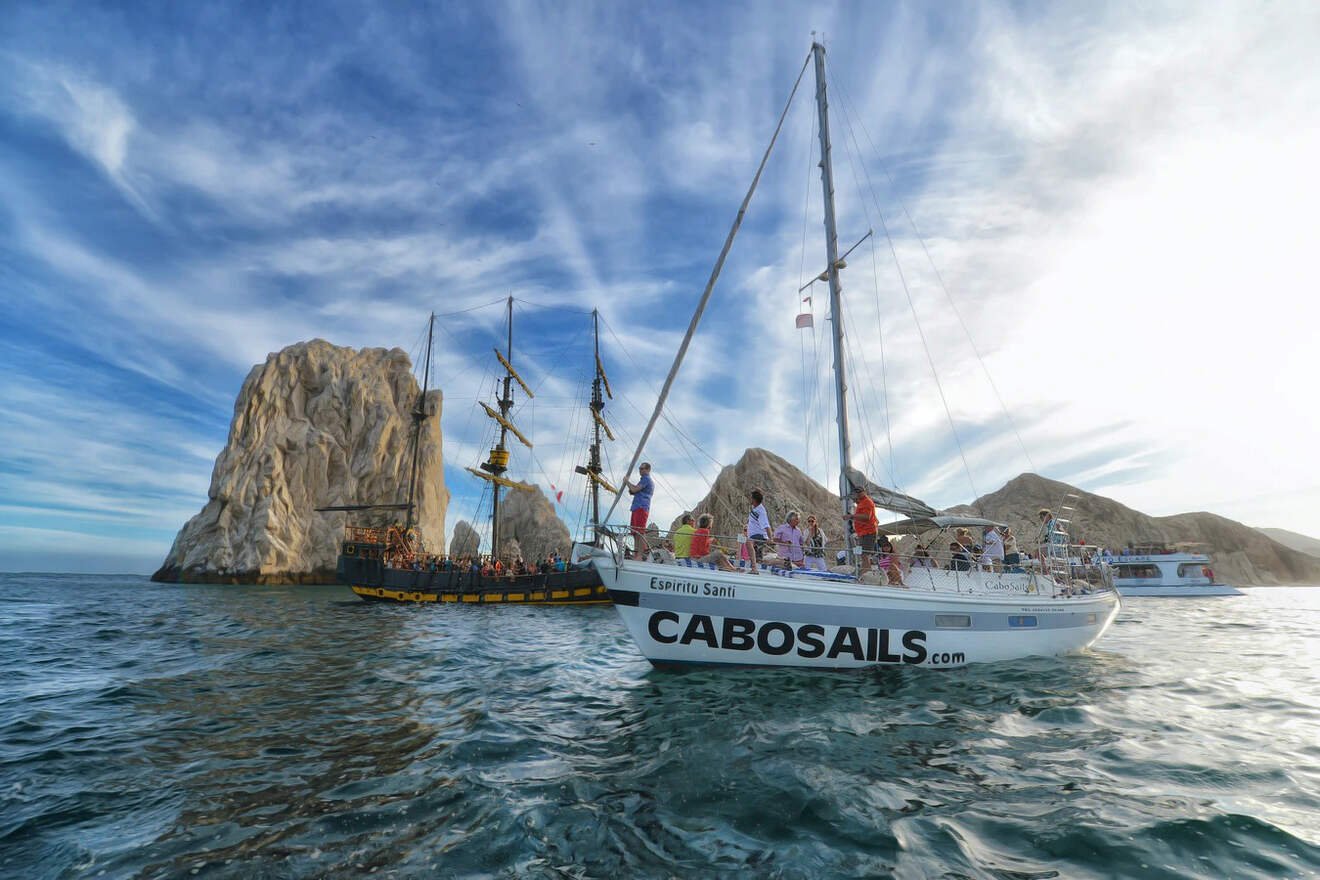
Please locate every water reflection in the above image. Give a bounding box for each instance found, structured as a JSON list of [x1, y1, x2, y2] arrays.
[[3, 576, 1320, 878]]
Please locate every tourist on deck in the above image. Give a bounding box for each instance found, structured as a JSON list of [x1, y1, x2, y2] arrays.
[[983, 526, 1005, 571], [774, 511, 805, 569], [747, 489, 772, 561], [848, 485, 879, 574], [877, 536, 904, 586], [803, 515, 827, 571], [673, 512, 695, 559], [949, 540, 974, 571], [911, 543, 938, 569], [692, 514, 736, 571], [626, 462, 655, 558], [1003, 527, 1020, 568]]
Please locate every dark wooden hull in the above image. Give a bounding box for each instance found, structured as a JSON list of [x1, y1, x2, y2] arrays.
[[338, 550, 609, 605]]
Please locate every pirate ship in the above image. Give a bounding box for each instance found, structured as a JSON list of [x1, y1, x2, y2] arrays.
[[325, 297, 611, 605]]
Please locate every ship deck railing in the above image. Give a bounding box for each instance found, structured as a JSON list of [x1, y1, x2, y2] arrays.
[[595, 526, 1115, 599]]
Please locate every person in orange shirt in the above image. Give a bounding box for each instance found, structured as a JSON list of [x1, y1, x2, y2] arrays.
[[847, 485, 879, 575]]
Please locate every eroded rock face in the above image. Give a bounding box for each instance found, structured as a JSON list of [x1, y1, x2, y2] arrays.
[[450, 520, 480, 558], [497, 486, 572, 564], [947, 473, 1320, 586], [152, 340, 447, 584], [671, 448, 847, 547]]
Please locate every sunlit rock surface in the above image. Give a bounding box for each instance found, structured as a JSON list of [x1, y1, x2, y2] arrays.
[[449, 520, 480, 558], [670, 448, 848, 547], [497, 486, 572, 564], [152, 340, 447, 584]]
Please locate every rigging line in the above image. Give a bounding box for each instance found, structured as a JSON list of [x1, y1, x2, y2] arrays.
[[601, 48, 813, 526], [823, 80, 899, 488], [827, 68, 980, 506], [596, 314, 726, 472], [512, 298, 595, 316], [432, 297, 510, 319], [797, 97, 817, 470], [831, 81, 1035, 475], [507, 306, 590, 406], [812, 290, 830, 486], [867, 232, 896, 481], [609, 391, 723, 517], [840, 308, 892, 488], [841, 306, 901, 493]]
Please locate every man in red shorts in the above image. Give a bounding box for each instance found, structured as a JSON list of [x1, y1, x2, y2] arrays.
[[626, 462, 654, 558]]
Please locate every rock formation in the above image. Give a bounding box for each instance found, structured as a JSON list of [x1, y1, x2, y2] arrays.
[[947, 473, 1320, 586], [671, 448, 847, 546], [152, 340, 447, 584], [450, 520, 480, 558], [1255, 527, 1320, 558], [496, 486, 572, 563], [672, 450, 1320, 585]]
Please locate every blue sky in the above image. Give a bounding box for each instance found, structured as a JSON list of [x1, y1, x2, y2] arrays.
[[3, 1, 1318, 573]]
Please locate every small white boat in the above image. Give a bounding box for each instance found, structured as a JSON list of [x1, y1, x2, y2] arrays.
[[576, 42, 1121, 670], [1109, 546, 1242, 597]]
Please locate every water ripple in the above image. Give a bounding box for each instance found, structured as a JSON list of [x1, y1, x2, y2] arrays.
[[1, 574, 1319, 878]]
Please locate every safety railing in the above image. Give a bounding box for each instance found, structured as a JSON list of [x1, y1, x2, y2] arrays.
[[595, 525, 1116, 597]]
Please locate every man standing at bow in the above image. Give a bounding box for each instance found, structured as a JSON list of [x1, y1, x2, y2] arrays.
[[626, 462, 654, 558]]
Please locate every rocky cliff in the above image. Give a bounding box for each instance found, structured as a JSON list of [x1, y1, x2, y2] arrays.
[[670, 448, 848, 545], [445, 490, 573, 563], [450, 520, 480, 558], [497, 486, 572, 562], [1255, 527, 1320, 558], [152, 340, 447, 584], [947, 473, 1320, 586]]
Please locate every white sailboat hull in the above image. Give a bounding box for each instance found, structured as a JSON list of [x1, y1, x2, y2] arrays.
[[589, 556, 1120, 669]]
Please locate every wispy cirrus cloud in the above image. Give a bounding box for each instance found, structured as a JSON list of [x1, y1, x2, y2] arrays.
[[1, 0, 1317, 573]]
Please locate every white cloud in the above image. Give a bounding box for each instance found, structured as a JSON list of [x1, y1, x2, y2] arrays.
[[4, 1, 1320, 575]]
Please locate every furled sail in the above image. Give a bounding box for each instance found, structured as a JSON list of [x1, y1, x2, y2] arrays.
[[844, 466, 937, 518]]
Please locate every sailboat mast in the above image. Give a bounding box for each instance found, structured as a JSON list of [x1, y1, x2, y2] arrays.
[[491, 295, 514, 557], [590, 309, 603, 536], [404, 313, 434, 535], [812, 42, 855, 550]]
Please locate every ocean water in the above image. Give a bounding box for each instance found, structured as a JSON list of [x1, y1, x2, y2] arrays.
[[2, 574, 1318, 879]]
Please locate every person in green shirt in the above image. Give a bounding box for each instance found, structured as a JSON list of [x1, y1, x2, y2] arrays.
[[673, 512, 696, 559]]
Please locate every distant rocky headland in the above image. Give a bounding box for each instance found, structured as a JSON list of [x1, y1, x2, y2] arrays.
[[155, 342, 1319, 586], [675, 449, 1320, 587]]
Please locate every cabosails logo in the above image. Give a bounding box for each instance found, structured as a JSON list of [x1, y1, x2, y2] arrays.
[[646, 610, 929, 664]]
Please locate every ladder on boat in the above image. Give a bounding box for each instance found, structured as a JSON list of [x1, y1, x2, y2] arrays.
[[1043, 492, 1080, 581]]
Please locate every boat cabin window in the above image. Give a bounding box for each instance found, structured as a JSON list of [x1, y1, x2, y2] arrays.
[[1114, 564, 1161, 579], [934, 614, 971, 629], [1177, 564, 1209, 579]]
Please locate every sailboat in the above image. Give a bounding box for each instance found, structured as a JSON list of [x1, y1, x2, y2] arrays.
[[573, 43, 1121, 668], [330, 297, 609, 605]]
